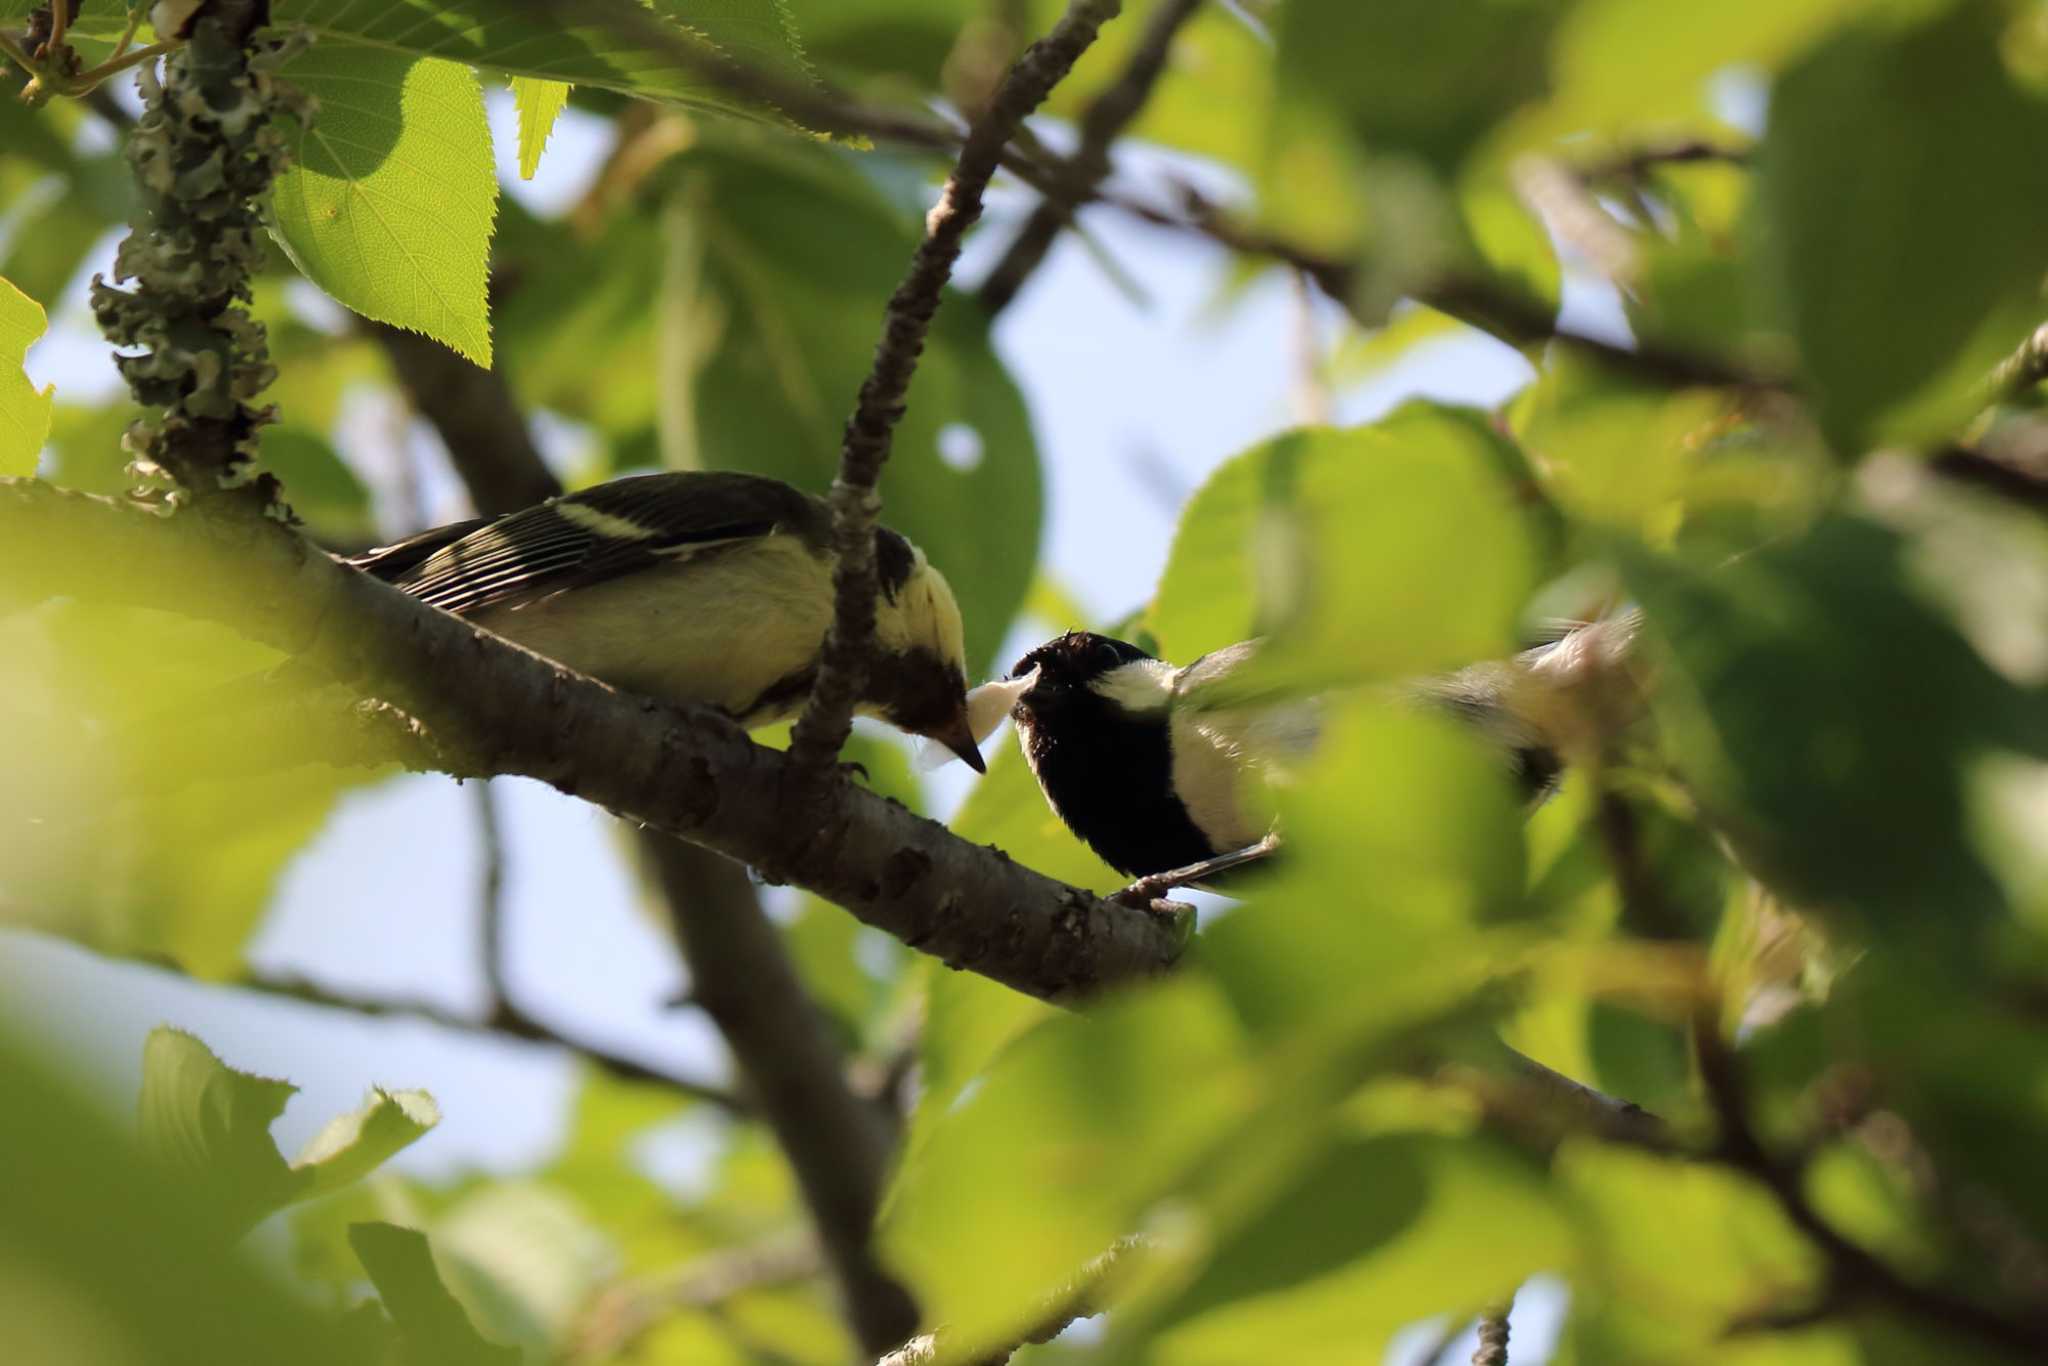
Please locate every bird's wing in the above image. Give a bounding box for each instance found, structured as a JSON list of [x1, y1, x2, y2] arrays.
[[379, 473, 827, 616], [1172, 640, 1322, 770], [345, 516, 496, 581]]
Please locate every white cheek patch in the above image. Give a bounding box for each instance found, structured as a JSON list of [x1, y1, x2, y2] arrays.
[[913, 668, 1038, 772], [1089, 659, 1176, 714]]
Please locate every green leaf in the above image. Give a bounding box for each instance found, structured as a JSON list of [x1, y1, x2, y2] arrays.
[[138, 1027, 302, 1235], [1276, 0, 1563, 172], [1620, 517, 2030, 940], [1558, 1141, 1823, 1345], [1526, 0, 1893, 145], [271, 0, 813, 125], [271, 44, 498, 366], [663, 137, 1041, 673], [884, 977, 1251, 1355], [1149, 406, 1545, 689], [1757, 5, 2048, 452], [0, 1023, 359, 1364], [348, 1222, 520, 1366], [138, 1028, 438, 1235], [294, 1088, 442, 1205], [510, 77, 570, 180], [1144, 1135, 1574, 1365], [0, 275, 54, 475]]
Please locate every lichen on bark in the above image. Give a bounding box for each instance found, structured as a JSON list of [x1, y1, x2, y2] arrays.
[[87, 8, 308, 515]]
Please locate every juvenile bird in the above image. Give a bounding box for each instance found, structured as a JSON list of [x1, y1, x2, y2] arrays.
[[350, 471, 984, 768], [976, 620, 1643, 894]]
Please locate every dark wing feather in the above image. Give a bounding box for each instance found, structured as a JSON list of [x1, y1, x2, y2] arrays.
[[382, 472, 828, 616], [346, 517, 497, 582]]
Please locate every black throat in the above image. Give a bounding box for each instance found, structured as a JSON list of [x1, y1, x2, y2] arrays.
[[1019, 691, 1221, 878]]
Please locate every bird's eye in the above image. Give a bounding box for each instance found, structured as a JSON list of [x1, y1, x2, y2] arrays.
[[1092, 640, 1124, 670]]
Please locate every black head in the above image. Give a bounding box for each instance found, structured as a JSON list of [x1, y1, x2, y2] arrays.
[[1007, 632, 1157, 720], [871, 645, 982, 772]]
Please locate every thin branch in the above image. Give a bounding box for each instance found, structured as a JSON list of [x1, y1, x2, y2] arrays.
[[472, 780, 513, 1009], [1471, 1300, 1512, 1366], [641, 833, 919, 1355], [1929, 443, 2048, 514], [787, 0, 1129, 776], [1574, 138, 1752, 185], [875, 1236, 1142, 1366], [202, 966, 747, 1112], [979, 0, 1207, 315]]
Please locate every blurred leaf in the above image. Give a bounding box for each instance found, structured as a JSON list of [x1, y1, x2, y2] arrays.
[[777, 0, 966, 89], [1149, 406, 1545, 689], [1143, 1135, 1572, 1365], [1201, 699, 1527, 1036], [1559, 1141, 1823, 1344], [666, 136, 1041, 672], [348, 1222, 520, 1366], [1759, 6, 2048, 452], [884, 977, 1250, 1354], [138, 1027, 437, 1236], [783, 895, 892, 1042], [269, 0, 813, 123], [1526, 0, 1886, 145], [1621, 518, 2031, 940], [511, 77, 571, 180], [0, 274, 55, 475], [1510, 353, 1732, 535], [263, 424, 375, 542], [430, 1182, 613, 1353], [0, 1023, 357, 1366], [1277, 0, 1562, 173], [272, 45, 498, 366]]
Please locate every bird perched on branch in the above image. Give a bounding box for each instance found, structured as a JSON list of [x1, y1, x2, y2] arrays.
[[350, 471, 984, 768], [967, 619, 1644, 897]]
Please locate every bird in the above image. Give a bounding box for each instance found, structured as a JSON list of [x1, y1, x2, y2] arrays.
[[971, 619, 1643, 896], [348, 471, 985, 769]]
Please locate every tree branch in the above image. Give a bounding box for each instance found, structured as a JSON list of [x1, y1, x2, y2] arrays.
[[574, 1232, 823, 1360], [641, 834, 919, 1354], [366, 318, 561, 516], [978, 0, 1207, 316], [1471, 1300, 1512, 1366], [787, 0, 1128, 775], [0, 480, 1192, 1004]]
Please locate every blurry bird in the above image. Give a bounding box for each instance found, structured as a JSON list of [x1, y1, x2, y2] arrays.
[[968, 618, 1644, 897], [350, 471, 984, 768]]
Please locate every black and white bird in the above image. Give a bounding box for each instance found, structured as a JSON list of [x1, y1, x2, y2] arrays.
[[970, 620, 1643, 894], [350, 471, 985, 768]]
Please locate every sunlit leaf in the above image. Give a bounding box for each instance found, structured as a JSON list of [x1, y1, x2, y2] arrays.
[[268, 0, 813, 123], [510, 77, 570, 180], [1149, 405, 1546, 688], [0, 275, 54, 475], [271, 45, 498, 366]]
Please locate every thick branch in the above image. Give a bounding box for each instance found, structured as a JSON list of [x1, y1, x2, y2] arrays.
[[643, 835, 917, 1353], [0, 480, 1191, 1004], [979, 0, 1206, 316], [788, 0, 1127, 775]]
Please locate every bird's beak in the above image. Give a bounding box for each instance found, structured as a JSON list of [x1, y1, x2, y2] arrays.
[[930, 707, 986, 773]]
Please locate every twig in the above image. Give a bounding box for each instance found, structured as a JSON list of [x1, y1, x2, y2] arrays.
[[1574, 138, 1751, 185], [875, 1236, 1142, 1366], [199, 967, 745, 1112], [472, 780, 512, 1007], [979, 0, 1207, 315], [1989, 322, 2048, 405], [641, 834, 918, 1354], [1929, 443, 2048, 514], [787, 0, 1128, 776], [1471, 1300, 1512, 1366]]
